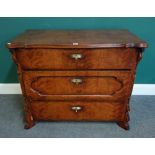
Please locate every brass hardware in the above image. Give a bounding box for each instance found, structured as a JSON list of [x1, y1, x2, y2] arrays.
[[72, 42, 79, 45], [71, 78, 82, 85], [70, 53, 83, 60], [71, 106, 82, 112]]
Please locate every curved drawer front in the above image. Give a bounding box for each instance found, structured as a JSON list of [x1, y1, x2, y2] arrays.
[[16, 48, 138, 70], [23, 71, 134, 101], [31, 101, 126, 121]]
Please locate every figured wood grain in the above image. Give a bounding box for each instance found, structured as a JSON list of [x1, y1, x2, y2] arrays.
[[15, 48, 138, 70], [31, 101, 126, 121], [31, 76, 122, 95], [7, 29, 147, 130], [23, 71, 134, 101], [7, 30, 147, 48]]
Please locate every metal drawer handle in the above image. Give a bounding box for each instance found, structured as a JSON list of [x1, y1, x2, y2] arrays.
[[71, 78, 82, 85], [70, 53, 83, 60], [71, 106, 82, 112]]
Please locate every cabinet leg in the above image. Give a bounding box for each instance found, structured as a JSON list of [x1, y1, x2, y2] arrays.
[[117, 121, 129, 130], [24, 113, 35, 129], [24, 100, 35, 129], [24, 123, 35, 129], [117, 99, 130, 130]]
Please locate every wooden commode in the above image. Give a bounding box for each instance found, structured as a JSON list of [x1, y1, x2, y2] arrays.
[[7, 30, 147, 130]]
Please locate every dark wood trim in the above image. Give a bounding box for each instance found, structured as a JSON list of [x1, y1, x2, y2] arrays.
[[7, 43, 148, 49]]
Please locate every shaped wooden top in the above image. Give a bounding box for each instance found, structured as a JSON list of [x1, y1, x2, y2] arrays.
[[7, 29, 148, 49]]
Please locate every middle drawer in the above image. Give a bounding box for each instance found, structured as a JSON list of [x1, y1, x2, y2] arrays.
[[23, 71, 134, 101]]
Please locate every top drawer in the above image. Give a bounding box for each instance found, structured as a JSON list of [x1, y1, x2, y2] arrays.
[[15, 48, 138, 70]]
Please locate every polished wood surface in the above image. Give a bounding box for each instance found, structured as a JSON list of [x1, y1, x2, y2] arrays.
[[31, 101, 126, 121], [7, 30, 147, 130], [23, 71, 133, 101], [15, 48, 138, 70], [7, 30, 147, 48]]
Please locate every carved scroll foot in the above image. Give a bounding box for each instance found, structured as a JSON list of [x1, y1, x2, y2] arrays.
[[24, 123, 35, 129], [117, 99, 130, 130], [24, 101, 35, 129], [117, 121, 129, 130], [24, 114, 35, 129]]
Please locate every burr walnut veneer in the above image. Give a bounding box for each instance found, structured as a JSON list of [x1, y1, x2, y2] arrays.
[[7, 30, 147, 130]]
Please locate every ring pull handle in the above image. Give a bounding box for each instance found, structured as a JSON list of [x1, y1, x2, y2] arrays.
[[70, 53, 83, 60], [71, 106, 82, 112]]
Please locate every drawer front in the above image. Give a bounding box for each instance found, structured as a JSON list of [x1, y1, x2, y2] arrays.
[[31, 101, 126, 121], [16, 48, 138, 70], [23, 71, 134, 101]]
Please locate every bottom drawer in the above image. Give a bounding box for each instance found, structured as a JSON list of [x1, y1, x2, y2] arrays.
[[31, 101, 126, 121]]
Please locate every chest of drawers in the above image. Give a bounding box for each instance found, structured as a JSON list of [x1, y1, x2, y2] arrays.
[[7, 30, 147, 130]]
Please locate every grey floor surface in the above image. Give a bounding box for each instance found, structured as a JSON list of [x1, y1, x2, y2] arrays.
[[0, 95, 155, 138]]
